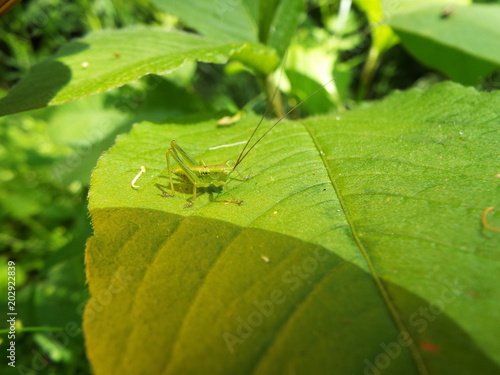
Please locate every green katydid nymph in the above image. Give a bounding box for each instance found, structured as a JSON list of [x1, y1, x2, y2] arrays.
[[162, 79, 334, 208]]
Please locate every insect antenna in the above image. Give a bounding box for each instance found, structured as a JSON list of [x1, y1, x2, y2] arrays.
[[230, 99, 274, 171], [231, 71, 284, 172], [231, 78, 335, 172]]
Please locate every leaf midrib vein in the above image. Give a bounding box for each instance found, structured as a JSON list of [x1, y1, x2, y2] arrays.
[[303, 122, 431, 375]]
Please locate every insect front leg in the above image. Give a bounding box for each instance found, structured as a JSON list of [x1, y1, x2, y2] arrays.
[[234, 167, 250, 181], [225, 160, 250, 181]]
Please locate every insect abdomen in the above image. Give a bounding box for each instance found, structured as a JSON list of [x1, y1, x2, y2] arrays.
[[174, 165, 231, 181]]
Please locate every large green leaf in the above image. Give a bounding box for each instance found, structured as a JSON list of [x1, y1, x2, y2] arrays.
[[389, 3, 500, 85], [0, 27, 278, 116], [85, 83, 500, 374]]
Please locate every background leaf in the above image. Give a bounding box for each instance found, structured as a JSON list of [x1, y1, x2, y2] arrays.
[[151, 0, 259, 43], [85, 83, 500, 374], [389, 3, 500, 85], [152, 0, 306, 58], [0, 28, 278, 116]]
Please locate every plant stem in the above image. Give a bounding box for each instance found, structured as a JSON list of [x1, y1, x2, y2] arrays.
[[259, 73, 284, 119]]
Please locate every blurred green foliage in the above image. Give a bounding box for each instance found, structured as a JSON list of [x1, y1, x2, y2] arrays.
[[0, 0, 161, 86], [0, 1, 162, 374]]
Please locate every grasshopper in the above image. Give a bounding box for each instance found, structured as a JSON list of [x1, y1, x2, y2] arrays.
[[163, 80, 333, 207], [164, 139, 244, 207]]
